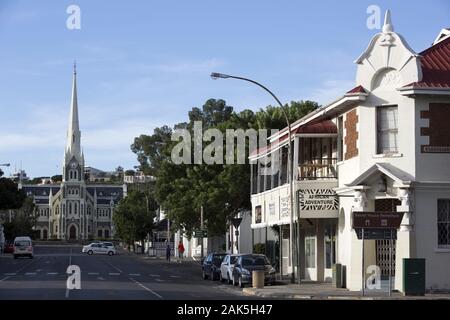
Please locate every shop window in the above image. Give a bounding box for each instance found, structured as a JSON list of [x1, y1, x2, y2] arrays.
[[438, 199, 450, 247]]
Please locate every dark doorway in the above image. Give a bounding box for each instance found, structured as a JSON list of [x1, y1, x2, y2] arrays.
[[375, 198, 400, 277], [104, 229, 110, 238], [43, 229, 48, 240], [69, 225, 76, 239]]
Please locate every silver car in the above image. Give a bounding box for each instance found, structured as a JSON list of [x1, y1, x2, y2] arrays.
[[82, 243, 116, 256], [220, 254, 240, 284]]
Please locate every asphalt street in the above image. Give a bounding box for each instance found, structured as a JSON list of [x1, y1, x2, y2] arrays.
[[0, 245, 255, 300]]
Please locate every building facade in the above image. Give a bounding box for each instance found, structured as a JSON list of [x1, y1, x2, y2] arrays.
[[250, 12, 450, 292], [22, 67, 125, 240]]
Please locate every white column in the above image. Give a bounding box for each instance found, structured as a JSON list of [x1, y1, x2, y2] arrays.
[[395, 187, 415, 292]]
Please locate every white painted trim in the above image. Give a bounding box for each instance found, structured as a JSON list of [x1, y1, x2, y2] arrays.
[[372, 153, 403, 158], [434, 248, 450, 253]]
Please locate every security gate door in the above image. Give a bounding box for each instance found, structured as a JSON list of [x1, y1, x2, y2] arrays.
[[375, 199, 400, 277]]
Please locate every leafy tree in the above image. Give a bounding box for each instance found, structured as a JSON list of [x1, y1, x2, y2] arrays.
[[125, 170, 135, 176], [0, 176, 26, 210], [3, 197, 37, 239], [113, 190, 157, 253], [133, 98, 319, 238], [51, 175, 62, 183]]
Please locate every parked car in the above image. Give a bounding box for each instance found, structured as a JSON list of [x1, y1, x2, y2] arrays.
[[201, 252, 227, 280], [82, 243, 116, 256], [232, 254, 276, 288], [3, 240, 14, 254], [101, 242, 115, 249], [13, 236, 33, 259], [220, 254, 240, 284]]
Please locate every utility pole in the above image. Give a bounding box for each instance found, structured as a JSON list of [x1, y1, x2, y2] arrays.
[[200, 206, 204, 261]]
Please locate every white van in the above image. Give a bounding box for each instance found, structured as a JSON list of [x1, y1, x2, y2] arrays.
[[13, 236, 33, 259]]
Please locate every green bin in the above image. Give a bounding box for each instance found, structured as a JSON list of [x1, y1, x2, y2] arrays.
[[403, 258, 425, 296]]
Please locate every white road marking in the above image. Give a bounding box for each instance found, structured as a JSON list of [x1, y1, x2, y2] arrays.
[[129, 277, 163, 299], [129, 273, 141, 276], [25, 272, 37, 275], [170, 275, 180, 278], [88, 272, 99, 275], [155, 278, 165, 282], [46, 272, 58, 275], [103, 260, 123, 273], [0, 276, 11, 282], [109, 272, 120, 276], [150, 274, 160, 277], [97, 277, 105, 280], [36, 269, 42, 272], [4, 273, 16, 276]]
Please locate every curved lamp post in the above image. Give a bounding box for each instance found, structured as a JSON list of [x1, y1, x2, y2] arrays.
[[210, 72, 296, 283]]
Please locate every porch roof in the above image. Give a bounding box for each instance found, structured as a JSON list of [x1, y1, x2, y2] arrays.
[[345, 163, 414, 188], [249, 120, 337, 160]]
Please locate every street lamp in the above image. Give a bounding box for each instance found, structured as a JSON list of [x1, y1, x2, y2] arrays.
[[211, 72, 296, 283]]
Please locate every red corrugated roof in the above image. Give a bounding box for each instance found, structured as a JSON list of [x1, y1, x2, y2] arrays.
[[346, 85, 367, 94], [404, 36, 450, 88], [250, 120, 337, 157]]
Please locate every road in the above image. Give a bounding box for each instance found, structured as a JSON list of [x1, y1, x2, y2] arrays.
[[0, 245, 254, 300]]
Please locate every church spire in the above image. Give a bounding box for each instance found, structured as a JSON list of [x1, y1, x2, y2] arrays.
[[66, 62, 81, 158]]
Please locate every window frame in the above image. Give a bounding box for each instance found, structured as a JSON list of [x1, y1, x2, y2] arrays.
[[437, 199, 450, 248], [376, 105, 399, 155]]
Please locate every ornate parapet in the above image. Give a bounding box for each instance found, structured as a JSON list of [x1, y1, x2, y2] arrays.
[[396, 187, 414, 231]]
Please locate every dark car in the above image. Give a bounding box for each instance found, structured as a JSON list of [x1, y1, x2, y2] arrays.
[[201, 252, 227, 280], [232, 254, 276, 288], [3, 241, 14, 254]]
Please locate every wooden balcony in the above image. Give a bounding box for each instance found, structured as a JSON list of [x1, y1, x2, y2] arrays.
[[298, 158, 337, 180]]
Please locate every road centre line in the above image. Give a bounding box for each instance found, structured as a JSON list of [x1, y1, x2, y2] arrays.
[[129, 277, 163, 299]]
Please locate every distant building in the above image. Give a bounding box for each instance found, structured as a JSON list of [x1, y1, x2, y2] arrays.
[[22, 66, 126, 240], [124, 171, 155, 184]]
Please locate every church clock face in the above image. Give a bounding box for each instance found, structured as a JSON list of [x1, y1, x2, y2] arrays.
[[71, 162, 77, 169]]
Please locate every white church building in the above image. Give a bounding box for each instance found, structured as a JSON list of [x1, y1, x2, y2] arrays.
[[22, 66, 125, 240], [249, 11, 450, 292]]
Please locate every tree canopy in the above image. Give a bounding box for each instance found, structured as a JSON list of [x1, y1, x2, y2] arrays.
[[131, 98, 319, 237]]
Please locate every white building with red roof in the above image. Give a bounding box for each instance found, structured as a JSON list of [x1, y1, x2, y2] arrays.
[[249, 11, 450, 292]]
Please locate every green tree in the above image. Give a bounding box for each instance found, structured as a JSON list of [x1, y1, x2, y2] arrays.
[[0, 174, 26, 210], [51, 175, 62, 183], [113, 190, 157, 253], [133, 98, 319, 238], [3, 197, 37, 239]]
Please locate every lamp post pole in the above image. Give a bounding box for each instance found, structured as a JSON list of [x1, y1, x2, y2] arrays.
[[211, 73, 296, 283]]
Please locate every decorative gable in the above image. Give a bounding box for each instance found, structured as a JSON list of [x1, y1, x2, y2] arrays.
[[354, 10, 422, 91]]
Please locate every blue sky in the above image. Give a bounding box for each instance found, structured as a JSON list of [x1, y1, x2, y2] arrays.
[[0, 0, 448, 178]]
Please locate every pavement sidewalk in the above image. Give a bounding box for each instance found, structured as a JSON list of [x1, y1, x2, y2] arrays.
[[242, 282, 450, 300]]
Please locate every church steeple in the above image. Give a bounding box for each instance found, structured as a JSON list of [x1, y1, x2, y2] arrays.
[[66, 62, 81, 157]]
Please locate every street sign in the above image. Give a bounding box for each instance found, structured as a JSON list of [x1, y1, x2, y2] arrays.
[[193, 229, 208, 238], [354, 228, 397, 240], [352, 211, 404, 229]]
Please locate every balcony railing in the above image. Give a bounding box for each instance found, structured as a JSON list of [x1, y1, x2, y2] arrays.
[[298, 158, 337, 180]]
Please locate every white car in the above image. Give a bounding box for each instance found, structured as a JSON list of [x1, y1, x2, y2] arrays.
[[220, 254, 240, 284], [82, 243, 116, 256], [13, 236, 33, 259]]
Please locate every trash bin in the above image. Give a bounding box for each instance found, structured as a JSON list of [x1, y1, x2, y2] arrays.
[[403, 258, 425, 296], [332, 263, 344, 288], [252, 270, 264, 289]]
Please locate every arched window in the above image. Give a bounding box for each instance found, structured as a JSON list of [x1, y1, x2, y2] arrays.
[[74, 170, 77, 180], [69, 202, 72, 214], [74, 202, 78, 214], [69, 171, 73, 179]]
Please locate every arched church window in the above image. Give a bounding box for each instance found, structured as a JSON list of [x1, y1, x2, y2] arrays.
[[69, 171, 73, 179], [74, 203, 78, 214], [69, 202, 72, 214]]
